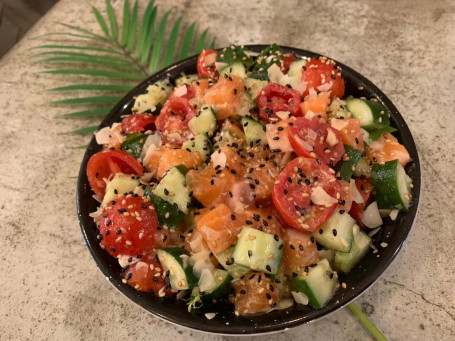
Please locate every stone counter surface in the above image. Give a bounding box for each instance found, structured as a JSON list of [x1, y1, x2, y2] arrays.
[[0, 0, 454, 340]]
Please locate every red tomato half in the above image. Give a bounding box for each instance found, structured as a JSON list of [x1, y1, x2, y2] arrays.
[[281, 53, 297, 74], [87, 150, 144, 199], [301, 58, 345, 99], [197, 49, 219, 79], [155, 97, 195, 146], [288, 117, 345, 166], [100, 195, 158, 257], [272, 157, 342, 232], [121, 113, 156, 134], [123, 252, 173, 296], [257, 82, 301, 123], [349, 178, 373, 228]]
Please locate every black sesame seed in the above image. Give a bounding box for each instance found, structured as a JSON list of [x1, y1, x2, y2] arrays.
[[248, 250, 253, 258], [245, 220, 253, 225], [332, 229, 338, 236], [231, 214, 236, 221], [110, 247, 116, 252], [274, 234, 279, 241], [290, 244, 295, 250]]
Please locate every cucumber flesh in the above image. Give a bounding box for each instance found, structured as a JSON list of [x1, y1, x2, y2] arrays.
[[213, 130, 236, 149], [102, 173, 139, 206], [182, 133, 213, 160], [188, 106, 217, 137], [241, 116, 267, 145], [245, 78, 268, 99], [133, 81, 172, 113], [220, 62, 247, 79], [313, 211, 355, 252], [157, 248, 198, 291], [334, 224, 372, 273], [198, 268, 232, 300], [287, 59, 307, 78], [215, 246, 250, 278], [154, 165, 191, 214], [353, 157, 372, 178], [232, 227, 284, 275], [371, 159, 412, 212], [291, 259, 338, 309], [346, 98, 390, 130], [175, 74, 199, 86]]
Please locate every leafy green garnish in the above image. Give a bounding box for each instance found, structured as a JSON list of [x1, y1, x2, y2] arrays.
[[217, 45, 254, 69], [251, 43, 284, 80]]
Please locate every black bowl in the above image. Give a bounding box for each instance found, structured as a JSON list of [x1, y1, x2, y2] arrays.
[[77, 45, 421, 334]]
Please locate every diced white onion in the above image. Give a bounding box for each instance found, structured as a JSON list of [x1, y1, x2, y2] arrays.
[[191, 248, 214, 277], [330, 118, 349, 131], [267, 63, 284, 84], [89, 206, 103, 218], [311, 186, 338, 206], [317, 81, 333, 92], [244, 50, 259, 57], [141, 132, 162, 160], [173, 85, 187, 97], [204, 52, 217, 65], [361, 201, 383, 228], [200, 225, 220, 241], [291, 291, 309, 305], [211, 151, 227, 168], [118, 255, 139, 268], [95, 126, 111, 145], [276, 111, 291, 120], [205, 313, 216, 320], [350, 179, 364, 204], [389, 209, 399, 220], [198, 268, 216, 292], [215, 62, 228, 72], [362, 128, 373, 145], [304, 110, 316, 120], [293, 134, 314, 151], [326, 128, 338, 147], [307, 128, 318, 141], [180, 254, 190, 269], [279, 74, 307, 95]]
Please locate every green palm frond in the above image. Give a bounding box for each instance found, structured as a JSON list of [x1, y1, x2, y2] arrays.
[[32, 0, 215, 133]]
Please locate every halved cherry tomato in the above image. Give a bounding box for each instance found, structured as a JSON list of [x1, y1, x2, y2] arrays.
[[288, 117, 345, 166], [123, 251, 173, 296], [155, 97, 195, 146], [121, 113, 156, 134], [197, 49, 219, 79], [87, 150, 144, 199], [272, 157, 342, 232], [301, 58, 345, 99], [99, 195, 158, 257], [349, 178, 373, 228], [280, 53, 297, 74], [256, 82, 301, 123]]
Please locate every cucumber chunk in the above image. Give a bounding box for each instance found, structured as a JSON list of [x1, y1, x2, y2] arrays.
[[313, 211, 356, 252], [334, 224, 372, 273], [154, 165, 191, 214], [188, 105, 217, 137], [346, 98, 390, 130], [217, 45, 254, 68], [241, 116, 267, 145], [182, 133, 213, 160], [335, 145, 363, 181], [287, 59, 307, 78], [198, 268, 232, 300], [215, 246, 250, 278], [175, 74, 199, 86], [121, 133, 147, 159], [157, 248, 197, 290], [232, 227, 284, 275], [133, 80, 172, 113], [291, 259, 338, 309], [144, 186, 184, 229], [213, 130, 236, 149], [220, 62, 247, 79], [102, 173, 140, 206], [245, 78, 268, 99], [371, 159, 412, 212], [353, 157, 372, 178]]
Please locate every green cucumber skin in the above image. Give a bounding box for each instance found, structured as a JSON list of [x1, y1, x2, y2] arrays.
[[202, 271, 232, 301], [220, 62, 247, 79], [159, 247, 198, 289], [215, 247, 250, 278], [336, 145, 363, 181], [121, 133, 147, 159], [182, 133, 213, 160], [346, 98, 390, 130], [334, 228, 372, 273], [251, 44, 283, 80], [175, 74, 199, 86], [371, 160, 409, 212], [292, 277, 324, 309], [241, 117, 267, 145], [144, 187, 184, 229]]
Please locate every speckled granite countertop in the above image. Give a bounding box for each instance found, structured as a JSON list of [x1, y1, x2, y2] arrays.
[[0, 0, 454, 340]]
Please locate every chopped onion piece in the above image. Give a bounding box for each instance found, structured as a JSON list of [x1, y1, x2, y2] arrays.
[[326, 128, 338, 147], [291, 291, 309, 305], [317, 81, 333, 92], [330, 118, 349, 131], [304, 110, 316, 120], [307, 128, 318, 141], [293, 134, 314, 151], [205, 313, 216, 320], [276, 111, 291, 120], [95, 126, 111, 145], [350, 179, 364, 204], [362, 128, 373, 145], [211, 151, 227, 168], [204, 52, 217, 65], [198, 268, 216, 292], [215, 62, 228, 72], [389, 209, 400, 221], [361, 201, 383, 228], [311, 186, 338, 206], [267, 63, 284, 83], [141, 132, 162, 160], [173, 85, 187, 97]]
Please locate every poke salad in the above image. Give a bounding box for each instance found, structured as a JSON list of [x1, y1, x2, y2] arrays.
[[86, 44, 414, 317]]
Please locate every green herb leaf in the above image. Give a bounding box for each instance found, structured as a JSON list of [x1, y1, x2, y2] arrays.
[[105, 0, 118, 40], [50, 96, 122, 105], [149, 10, 171, 74], [136, 1, 156, 60], [127, 0, 139, 52], [209, 38, 216, 50], [162, 16, 183, 68], [179, 23, 195, 60], [92, 6, 110, 37], [368, 126, 398, 141], [121, 0, 130, 46]]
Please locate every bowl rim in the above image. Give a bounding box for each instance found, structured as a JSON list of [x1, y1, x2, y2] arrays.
[[77, 44, 421, 335]]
